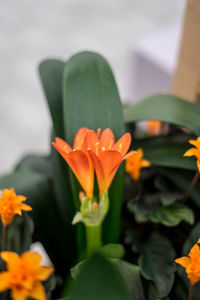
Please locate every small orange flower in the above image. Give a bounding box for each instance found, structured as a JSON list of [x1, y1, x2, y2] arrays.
[[147, 120, 163, 136], [0, 251, 53, 300], [52, 128, 94, 198], [175, 239, 200, 285], [125, 148, 150, 181], [87, 128, 136, 195], [184, 137, 200, 172], [0, 188, 32, 226]]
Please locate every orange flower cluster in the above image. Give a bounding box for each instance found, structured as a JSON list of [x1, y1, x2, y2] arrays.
[[0, 251, 53, 300], [175, 239, 200, 285], [0, 188, 32, 226], [52, 128, 136, 196], [147, 120, 163, 136], [125, 148, 150, 181], [184, 137, 200, 172]]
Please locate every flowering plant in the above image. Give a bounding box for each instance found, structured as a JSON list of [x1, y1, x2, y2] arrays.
[[1, 52, 200, 299]]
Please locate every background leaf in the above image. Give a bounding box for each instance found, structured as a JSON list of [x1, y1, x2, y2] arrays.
[[124, 94, 200, 135]]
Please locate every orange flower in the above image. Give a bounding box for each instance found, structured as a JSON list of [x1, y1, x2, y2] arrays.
[[87, 128, 136, 195], [184, 137, 200, 172], [0, 188, 32, 226], [175, 239, 200, 285], [147, 120, 163, 136], [0, 251, 53, 300], [125, 148, 150, 181], [52, 128, 94, 198]]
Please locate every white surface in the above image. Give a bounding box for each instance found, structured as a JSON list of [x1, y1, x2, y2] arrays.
[[132, 25, 182, 101], [0, 0, 186, 174]]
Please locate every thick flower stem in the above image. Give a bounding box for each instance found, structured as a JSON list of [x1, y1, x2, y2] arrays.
[[183, 170, 199, 203], [188, 282, 194, 300], [85, 224, 102, 256], [1, 225, 8, 270]]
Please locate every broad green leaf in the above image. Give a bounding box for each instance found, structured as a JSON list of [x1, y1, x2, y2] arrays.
[[63, 51, 125, 248], [135, 232, 176, 297], [135, 136, 195, 170], [124, 94, 200, 135], [15, 154, 52, 176], [182, 222, 200, 255], [66, 254, 132, 300], [155, 175, 182, 205], [39, 59, 65, 138]]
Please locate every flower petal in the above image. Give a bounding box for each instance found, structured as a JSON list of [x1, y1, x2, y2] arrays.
[[113, 133, 131, 156], [184, 148, 199, 157], [20, 203, 32, 211], [0, 272, 10, 292], [11, 289, 27, 300], [175, 257, 191, 268], [22, 251, 42, 266], [53, 138, 72, 153], [141, 159, 151, 167], [189, 138, 200, 149], [99, 128, 115, 150], [87, 130, 100, 154], [123, 150, 137, 160], [1, 252, 20, 269], [29, 281, 46, 300], [73, 127, 89, 150], [37, 267, 54, 281], [89, 152, 105, 195]]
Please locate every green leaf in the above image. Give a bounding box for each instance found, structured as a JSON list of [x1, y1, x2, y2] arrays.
[[135, 136, 196, 170], [149, 204, 194, 226], [135, 232, 176, 298], [39, 59, 65, 138], [155, 175, 182, 205], [124, 94, 200, 135], [112, 259, 145, 300], [66, 254, 132, 300], [182, 222, 200, 255], [15, 154, 52, 176], [63, 51, 125, 248]]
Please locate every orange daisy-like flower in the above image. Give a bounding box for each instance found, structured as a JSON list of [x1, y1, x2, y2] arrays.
[[0, 188, 32, 226], [125, 148, 151, 181], [52, 128, 94, 198], [147, 120, 163, 136], [175, 239, 200, 285], [184, 137, 200, 172], [87, 128, 136, 196], [0, 251, 53, 300]]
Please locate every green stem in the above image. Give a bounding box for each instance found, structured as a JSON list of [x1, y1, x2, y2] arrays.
[[85, 224, 102, 256], [1, 225, 8, 271], [188, 282, 194, 300]]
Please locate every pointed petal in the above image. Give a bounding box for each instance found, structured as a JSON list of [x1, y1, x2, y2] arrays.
[[22, 251, 42, 265], [89, 152, 105, 195], [189, 139, 200, 149], [188, 244, 200, 258], [184, 148, 199, 157], [21, 203, 32, 211], [175, 256, 191, 268], [53, 138, 72, 153], [1, 252, 20, 269], [123, 150, 137, 160], [73, 128, 89, 150], [87, 130, 100, 154], [29, 281, 46, 300], [11, 289, 27, 300], [37, 267, 54, 281], [141, 159, 151, 167], [113, 133, 131, 156], [67, 150, 94, 197], [0, 272, 10, 292], [99, 129, 115, 150], [99, 150, 122, 175]]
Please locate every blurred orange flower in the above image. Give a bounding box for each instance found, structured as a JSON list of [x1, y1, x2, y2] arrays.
[[87, 128, 136, 195], [175, 239, 200, 285], [147, 120, 162, 136], [184, 137, 200, 172], [52, 128, 94, 198], [125, 148, 150, 181], [0, 188, 32, 226], [0, 251, 53, 300]]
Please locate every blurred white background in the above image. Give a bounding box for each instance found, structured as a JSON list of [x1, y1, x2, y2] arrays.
[[0, 0, 186, 174]]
